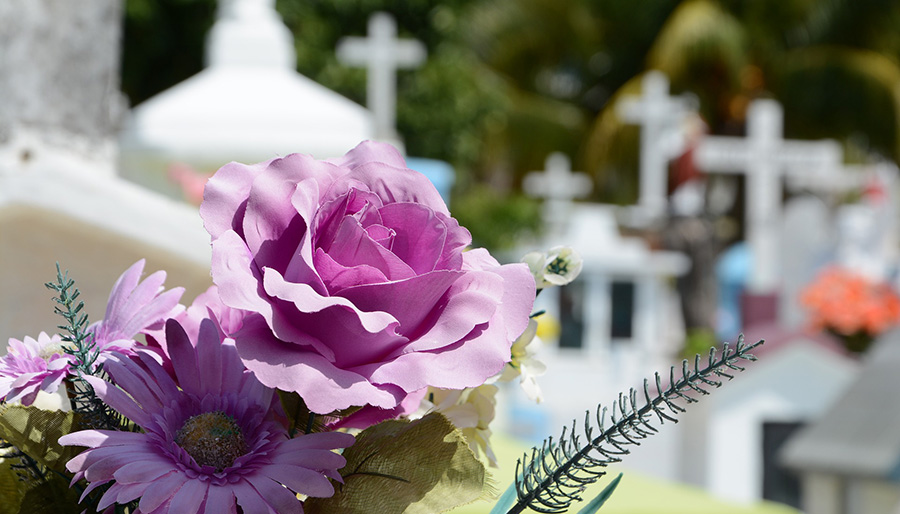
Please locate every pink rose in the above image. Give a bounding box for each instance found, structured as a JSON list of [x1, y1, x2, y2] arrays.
[[200, 141, 534, 414]]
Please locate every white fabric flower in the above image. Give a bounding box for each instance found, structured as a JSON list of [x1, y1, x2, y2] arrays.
[[415, 384, 500, 467], [522, 246, 583, 289], [499, 319, 547, 403]]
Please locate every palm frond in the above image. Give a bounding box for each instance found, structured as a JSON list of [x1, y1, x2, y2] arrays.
[[506, 336, 763, 514], [773, 46, 900, 161], [648, 0, 747, 83]]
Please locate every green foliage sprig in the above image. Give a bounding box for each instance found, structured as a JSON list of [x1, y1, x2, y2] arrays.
[[45, 264, 126, 431], [507, 336, 763, 514]]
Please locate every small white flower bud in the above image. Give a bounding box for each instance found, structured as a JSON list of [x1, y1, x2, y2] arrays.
[[522, 246, 583, 289]]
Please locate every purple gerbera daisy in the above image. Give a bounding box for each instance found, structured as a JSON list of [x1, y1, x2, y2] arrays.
[[60, 318, 355, 513], [89, 259, 184, 357], [0, 332, 72, 405]]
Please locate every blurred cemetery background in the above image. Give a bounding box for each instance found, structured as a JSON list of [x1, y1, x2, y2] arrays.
[[5, 0, 900, 512]]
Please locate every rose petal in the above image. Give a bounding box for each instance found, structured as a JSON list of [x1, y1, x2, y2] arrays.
[[261, 268, 401, 357], [398, 269, 502, 352], [314, 249, 388, 293], [366, 317, 510, 392], [337, 270, 462, 341], [327, 140, 409, 170], [312, 187, 385, 253], [324, 160, 450, 217], [202, 158, 274, 240], [324, 215, 415, 281], [377, 202, 449, 274], [235, 325, 401, 413], [211, 230, 272, 316]]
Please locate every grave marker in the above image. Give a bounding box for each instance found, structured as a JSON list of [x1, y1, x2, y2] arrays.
[[617, 71, 698, 219], [337, 12, 426, 141], [523, 152, 593, 233], [694, 99, 842, 292]]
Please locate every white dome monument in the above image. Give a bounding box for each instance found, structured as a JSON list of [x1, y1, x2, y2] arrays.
[[119, 0, 376, 199]]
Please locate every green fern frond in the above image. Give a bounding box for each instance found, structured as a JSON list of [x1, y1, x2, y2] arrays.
[[45, 264, 128, 431], [507, 336, 763, 514]]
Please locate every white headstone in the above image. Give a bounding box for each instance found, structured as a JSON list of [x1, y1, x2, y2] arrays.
[[694, 99, 843, 292], [522, 152, 593, 233], [836, 203, 893, 281], [617, 71, 698, 219], [780, 196, 831, 328], [337, 12, 426, 142]]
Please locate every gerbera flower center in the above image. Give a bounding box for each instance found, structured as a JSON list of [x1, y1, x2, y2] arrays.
[[38, 341, 75, 361], [175, 411, 247, 471]]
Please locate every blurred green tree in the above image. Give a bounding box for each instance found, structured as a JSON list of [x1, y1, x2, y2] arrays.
[[583, 0, 900, 193], [119, 0, 900, 248]]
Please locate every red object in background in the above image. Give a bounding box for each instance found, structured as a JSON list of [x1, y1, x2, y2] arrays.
[[668, 115, 707, 195], [669, 145, 702, 195], [742, 292, 779, 328], [862, 173, 888, 205], [168, 162, 213, 205], [800, 267, 900, 352]]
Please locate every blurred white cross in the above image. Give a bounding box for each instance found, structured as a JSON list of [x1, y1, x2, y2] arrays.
[[617, 71, 697, 220], [337, 12, 426, 141], [694, 99, 842, 293], [523, 153, 593, 232]]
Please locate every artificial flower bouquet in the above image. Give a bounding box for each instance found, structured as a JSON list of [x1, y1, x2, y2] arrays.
[[0, 142, 760, 514], [800, 266, 900, 353]]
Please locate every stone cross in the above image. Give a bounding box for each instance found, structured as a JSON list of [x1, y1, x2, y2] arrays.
[[617, 71, 697, 219], [694, 99, 842, 292], [523, 152, 593, 233], [336, 12, 426, 141]]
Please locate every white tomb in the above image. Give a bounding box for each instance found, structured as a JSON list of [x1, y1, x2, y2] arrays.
[[119, 0, 375, 199], [337, 11, 426, 144], [514, 147, 690, 439], [521, 204, 690, 441], [0, 133, 213, 346], [694, 99, 843, 293], [779, 196, 833, 329], [615, 331, 858, 508], [0, 1, 213, 349], [680, 335, 858, 505]]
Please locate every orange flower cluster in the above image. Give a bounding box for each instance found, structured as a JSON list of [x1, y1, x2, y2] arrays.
[[800, 267, 900, 338]]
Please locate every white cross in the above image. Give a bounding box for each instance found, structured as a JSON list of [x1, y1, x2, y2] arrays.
[[694, 99, 842, 292], [617, 71, 697, 219], [523, 153, 593, 232], [336, 12, 426, 141]]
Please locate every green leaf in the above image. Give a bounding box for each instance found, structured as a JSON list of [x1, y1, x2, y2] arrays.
[[305, 412, 487, 514], [15, 473, 84, 514], [576, 473, 623, 514], [0, 456, 28, 514], [0, 442, 83, 514], [0, 405, 82, 474]]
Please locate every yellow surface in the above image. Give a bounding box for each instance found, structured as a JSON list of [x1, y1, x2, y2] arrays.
[[450, 434, 801, 514]]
